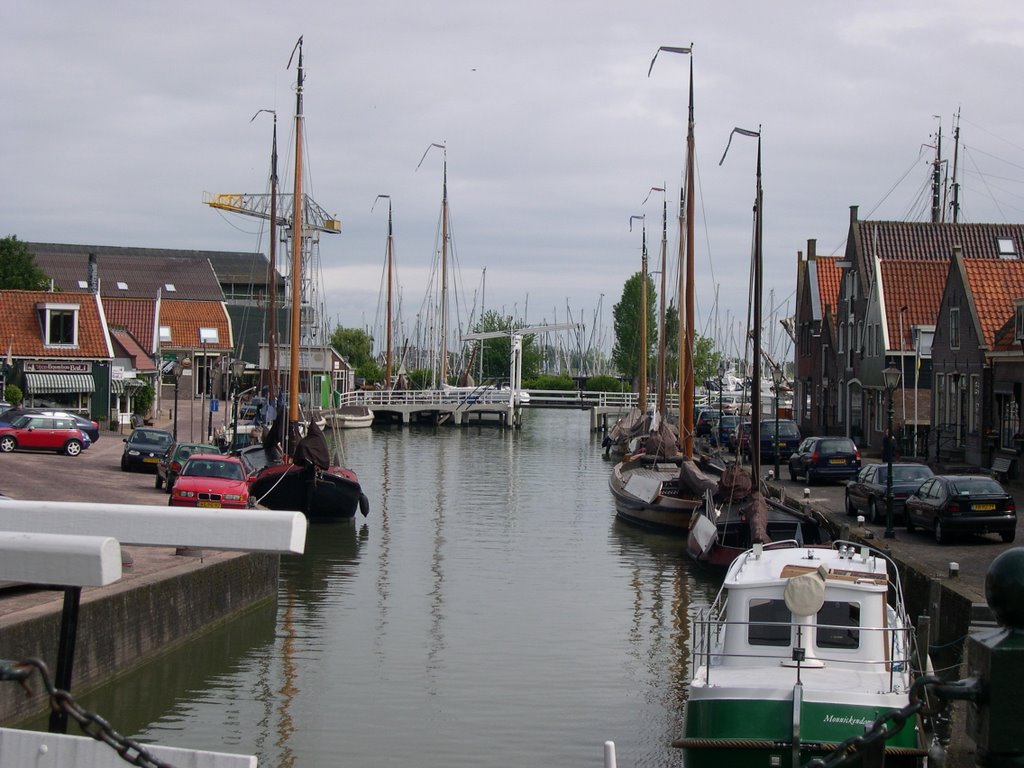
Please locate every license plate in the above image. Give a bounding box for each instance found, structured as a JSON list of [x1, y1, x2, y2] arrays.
[[829, 458, 847, 465], [199, 501, 221, 508], [973, 503, 996, 512], [143, 457, 160, 463]]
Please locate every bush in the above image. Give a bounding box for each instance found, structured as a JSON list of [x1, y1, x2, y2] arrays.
[[524, 374, 576, 390], [3, 383, 23, 406], [133, 382, 155, 416], [585, 375, 628, 393]]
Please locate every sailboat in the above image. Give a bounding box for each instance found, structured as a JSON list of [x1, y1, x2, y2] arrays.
[[242, 37, 369, 521], [686, 128, 829, 565], [608, 46, 717, 534]]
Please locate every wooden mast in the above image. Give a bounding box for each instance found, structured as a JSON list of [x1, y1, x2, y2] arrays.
[[657, 188, 668, 422], [288, 36, 304, 436], [268, 112, 279, 402], [440, 148, 449, 387], [682, 53, 696, 458], [386, 199, 395, 390], [640, 219, 648, 415]]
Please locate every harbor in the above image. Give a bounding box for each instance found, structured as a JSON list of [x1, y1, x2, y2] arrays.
[[1, 404, 1020, 766]]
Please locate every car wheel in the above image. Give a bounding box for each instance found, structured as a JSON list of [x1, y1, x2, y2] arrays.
[[869, 498, 881, 524], [64, 439, 82, 457], [845, 492, 856, 516], [806, 469, 816, 486], [121, 457, 129, 472], [155, 473, 164, 489], [789, 465, 798, 482], [0, 436, 16, 453], [934, 518, 946, 545], [1000, 529, 1015, 543]]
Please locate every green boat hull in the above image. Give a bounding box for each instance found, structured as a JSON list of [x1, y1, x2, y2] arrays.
[[681, 697, 923, 768]]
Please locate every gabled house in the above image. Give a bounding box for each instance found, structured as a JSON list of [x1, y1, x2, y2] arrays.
[[833, 207, 1024, 453], [793, 239, 840, 436], [931, 250, 1024, 472], [0, 289, 114, 420]]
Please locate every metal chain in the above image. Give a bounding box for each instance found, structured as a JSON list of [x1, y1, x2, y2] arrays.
[[1, 658, 178, 768], [804, 674, 943, 768]]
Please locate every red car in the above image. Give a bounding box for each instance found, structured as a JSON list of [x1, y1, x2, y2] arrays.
[[168, 454, 253, 509], [0, 413, 91, 456]]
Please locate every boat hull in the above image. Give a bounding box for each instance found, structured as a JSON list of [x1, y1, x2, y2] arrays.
[[608, 461, 699, 534], [681, 694, 923, 768], [250, 463, 367, 522]]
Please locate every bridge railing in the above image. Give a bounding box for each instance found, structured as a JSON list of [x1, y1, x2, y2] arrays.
[[335, 388, 698, 411]]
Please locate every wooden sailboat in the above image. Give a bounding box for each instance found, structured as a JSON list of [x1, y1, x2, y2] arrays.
[[244, 37, 368, 521], [686, 128, 830, 565]]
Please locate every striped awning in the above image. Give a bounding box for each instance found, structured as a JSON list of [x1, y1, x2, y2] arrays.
[[111, 378, 147, 394], [25, 373, 96, 394]]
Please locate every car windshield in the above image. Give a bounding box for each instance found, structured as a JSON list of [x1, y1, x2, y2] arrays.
[[818, 438, 855, 454], [11, 415, 32, 428], [184, 460, 245, 480], [883, 465, 933, 483], [764, 421, 799, 438], [134, 430, 172, 446], [948, 477, 1003, 495]]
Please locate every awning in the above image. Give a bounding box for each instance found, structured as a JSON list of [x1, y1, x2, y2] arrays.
[[25, 373, 96, 394], [111, 378, 147, 394]]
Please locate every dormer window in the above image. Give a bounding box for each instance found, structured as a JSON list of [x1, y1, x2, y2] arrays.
[[1015, 301, 1024, 346], [997, 238, 1017, 259], [37, 302, 80, 347]]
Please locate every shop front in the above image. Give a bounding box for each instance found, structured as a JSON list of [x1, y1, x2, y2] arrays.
[[22, 360, 101, 417]]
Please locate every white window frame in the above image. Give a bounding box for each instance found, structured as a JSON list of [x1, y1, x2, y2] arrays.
[[39, 303, 80, 347]]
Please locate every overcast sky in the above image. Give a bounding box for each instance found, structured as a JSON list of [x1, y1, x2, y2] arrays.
[[5, 1, 1024, 365]]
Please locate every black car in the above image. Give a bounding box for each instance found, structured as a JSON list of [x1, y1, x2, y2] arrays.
[[845, 462, 934, 523], [788, 436, 861, 484], [905, 474, 1017, 544], [0, 407, 100, 443], [756, 419, 801, 462], [695, 409, 723, 437], [121, 427, 174, 472]]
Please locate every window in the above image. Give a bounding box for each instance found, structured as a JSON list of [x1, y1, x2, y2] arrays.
[[747, 598, 791, 646], [876, 324, 882, 357], [997, 238, 1017, 259], [936, 374, 946, 426], [950, 307, 960, 350], [838, 322, 845, 353], [969, 375, 980, 434], [77, 280, 88, 289], [159, 326, 172, 343], [37, 303, 80, 346], [199, 327, 219, 344], [999, 395, 1019, 450], [816, 601, 860, 649], [116, 281, 128, 290], [164, 283, 176, 292]]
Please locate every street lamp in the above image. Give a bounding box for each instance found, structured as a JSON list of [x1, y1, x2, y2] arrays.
[[882, 364, 902, 540], [771, 366, 784, 480], [717, 361, 725, 448], [171, 356, 191, 440], [230, 359, 246, 450]]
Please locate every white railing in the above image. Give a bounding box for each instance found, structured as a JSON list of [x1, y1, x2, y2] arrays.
[[332, 388, 707, 411]]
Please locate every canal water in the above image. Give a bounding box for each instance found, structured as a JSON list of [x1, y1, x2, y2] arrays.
[[75, 409, 721, 767]]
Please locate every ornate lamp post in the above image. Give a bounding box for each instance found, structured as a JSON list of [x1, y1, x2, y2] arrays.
[[771, 366, 784, 480], [882, 364, 902, 540]]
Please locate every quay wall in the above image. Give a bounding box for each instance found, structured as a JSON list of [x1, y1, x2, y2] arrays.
[[0, 551, 278, 725]]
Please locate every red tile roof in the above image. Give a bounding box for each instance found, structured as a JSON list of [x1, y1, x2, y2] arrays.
[[815, 256, 841, 316], [962, 258, 1024, 351], [104, 298, 157, 355], [0, 290, 112, 360], [111, 328, 157, 372], [880, 260, 949, 351], [159, 300, 233, 353]]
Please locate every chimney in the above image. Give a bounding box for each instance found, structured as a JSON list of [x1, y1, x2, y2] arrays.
[[88, 253, 98, 293], [807, 238, 817, 262], [849, 205, 858, 225]]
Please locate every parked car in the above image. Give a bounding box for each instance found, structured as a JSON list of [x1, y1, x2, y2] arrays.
[[729, 421, 752, 454], [0, 408, 100, 443], [0, 413, 91, 456], [121, 427, 174, 472], [695, 409, 723, 438], [168, 454, 253, 509], [713, 414, 741, 446], [905, 474, 1016, 544], [754, 419, 801, 461], [845, 462, 934, 523], [156, 441, 220, 492], [787, 436, 861, 484]]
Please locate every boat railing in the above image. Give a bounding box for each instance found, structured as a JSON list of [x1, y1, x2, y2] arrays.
[[692, 613, 915, 693]]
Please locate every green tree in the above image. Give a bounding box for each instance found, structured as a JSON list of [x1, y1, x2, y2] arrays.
[[0, 236, 49, 290], [611, 271, 656, 386], [330, 326, 374, 369], [470, 310, 541, 384], [4, 384, 23, 406], [356, 360, 384, 386], [133, 382, 155, 416]]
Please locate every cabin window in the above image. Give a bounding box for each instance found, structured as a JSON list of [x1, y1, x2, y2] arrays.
[[747, 598, 791, 646], [816, 600, 860, 649]]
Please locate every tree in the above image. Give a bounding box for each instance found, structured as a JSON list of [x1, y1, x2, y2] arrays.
[[0, 236, 49, 290], [611, 271, 656, 385], [470, 310, 541, 384], [330, 326, 374, 370]]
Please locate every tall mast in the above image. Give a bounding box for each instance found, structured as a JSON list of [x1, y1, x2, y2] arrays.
[[268, 112, 279, 401], [931, 122, 942, 224], [386, 200, 394, 389], [630, 215, 647, 414], [682, 54, 696, 458], [950, 110, 961, 223], [288, 36, 304, 431], [440, 149, 449, 386], [654, 187, 668, 421]]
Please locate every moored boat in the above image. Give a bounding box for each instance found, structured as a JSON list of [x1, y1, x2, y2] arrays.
[[326, 404, 374, 429], [678, 541, 928, 768]]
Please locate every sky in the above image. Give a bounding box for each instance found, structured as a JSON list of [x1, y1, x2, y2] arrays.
[[5, 1, 1024, 366]]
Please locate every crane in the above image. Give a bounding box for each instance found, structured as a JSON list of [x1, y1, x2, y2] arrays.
[[203, 192, 341, 234]]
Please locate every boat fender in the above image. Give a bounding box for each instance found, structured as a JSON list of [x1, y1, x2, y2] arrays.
[[359, 492, 370, 517], [783, 564, 828, 617]]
